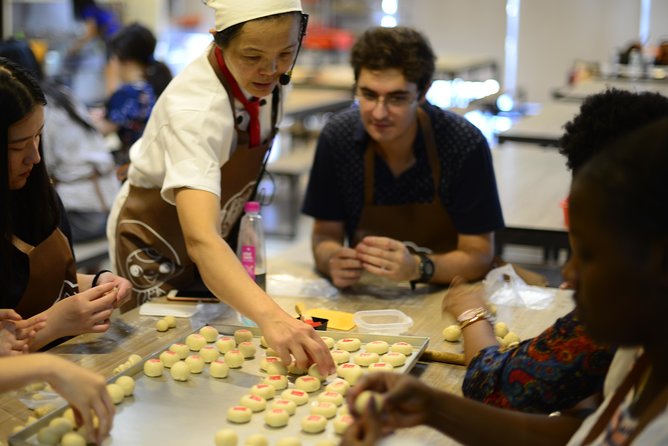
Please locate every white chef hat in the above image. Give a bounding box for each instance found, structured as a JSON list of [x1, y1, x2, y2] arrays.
[[205, 0, 303, 32]]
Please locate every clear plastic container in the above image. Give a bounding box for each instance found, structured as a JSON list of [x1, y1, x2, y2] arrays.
[[353, 309, 414, 335]]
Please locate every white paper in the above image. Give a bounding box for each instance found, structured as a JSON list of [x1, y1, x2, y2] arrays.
[[138, 302, 200, 318]]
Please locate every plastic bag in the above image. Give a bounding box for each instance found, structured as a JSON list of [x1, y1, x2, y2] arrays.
[[267, 274, 339, 298], [483, 264, 556, 309]]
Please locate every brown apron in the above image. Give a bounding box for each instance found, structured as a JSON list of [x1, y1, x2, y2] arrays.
[[353, 108, 458, 254], [115, 47, 278, 307], [12, 228, 78, 318]]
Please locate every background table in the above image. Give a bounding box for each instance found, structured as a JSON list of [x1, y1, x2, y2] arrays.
[[553, 78, 668, 102], [496, 102, 581, 146]]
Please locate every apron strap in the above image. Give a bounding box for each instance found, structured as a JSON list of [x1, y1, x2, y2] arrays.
[[11, 235, 34, 254]]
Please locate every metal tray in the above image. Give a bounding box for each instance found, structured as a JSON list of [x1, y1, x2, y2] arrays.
[[10, 324, 428, 445]]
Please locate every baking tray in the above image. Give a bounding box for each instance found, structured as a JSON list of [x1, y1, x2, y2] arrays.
[[9, 324, 428, 445]]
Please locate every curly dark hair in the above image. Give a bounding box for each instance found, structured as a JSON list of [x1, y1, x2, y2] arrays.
[[559, 88, 668, 174], [350, 27, 436, 95]]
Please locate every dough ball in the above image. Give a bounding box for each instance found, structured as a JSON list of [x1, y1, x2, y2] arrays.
[[164, 315, 176, 328], [320, 336, 335, 349], [280, 389, 309, 406], [244, 434, 268, 446], [261, 356, 286, 373], [353, 352, 379, 367], [315, 441, 338, 446], [367, 362, 394, 373], [224, 350, 245, 368], [227, 405, 252, 423], [325, 378, 350, 396], [259, 335, 269, 348], [335, 337, 361, 352], [271, 398, 297, 415], [48, 417, 73, 436], [307, 363, 329, 381], [216, 337, 236, 353], [337, 363, 363, 385], [185, 355, 205, 373], [12, 424, 25, 434], [494, 322, 509, 338], [334, 414, 354, 435], [200, 345, 220, 363], [317, 391, 344, 406], [239, 394, 267, 412], [62, 408, 75, 424], [263, 374, 288, 390], [33, 403, 56, 417], [214, 428, 238, 446], [330, 349, 350, 364], [266, 347, 279, 357], [365, 340, 389, 355], [300, 414, 327, 433], [209, 360, 230, 378], [442, 324, 462, 342], [185, 333, 207, 351], [354, 390, 383, 415], [127, 354, 142, 365], [338, 404, 350, 416], [199, 325, 219, 342], [251, 383, 276, 400], [264, 407, 289, 427], [155, 319, 169, 332], [60, 432, 86, 446], [276, 438, 301, 446], [487, 303, 497, 316], [295, 376, 321, 393], [143, 358, 164, 377], [159, 350, 180, 368], [507, 341, 520, 349], [115, 376, 135, 396], [169, 342, 190, 359], [286, 362, 306, 375], [389, 341, 413, 356], [37, 426, 60, 445], [106, 383, 125, 404], [238, 341, 257, 358], [381, 352, 406, 367], [112, 362, 129, 374], [234, 328, 253, 344], [170, 360, 191, 381], [503, 331, 520, 345], [310, 401, 337, 419]]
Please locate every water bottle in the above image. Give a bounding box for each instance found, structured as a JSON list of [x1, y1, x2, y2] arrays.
[[237, 201, 266, 291]]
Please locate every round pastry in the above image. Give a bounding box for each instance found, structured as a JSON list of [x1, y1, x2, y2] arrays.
[[307, 363, 329, 381], [286, 362, 307, 375], [234, 328, 253, 344], [317, 391, 344, 406], [364, 340, 389, 355], [295, 376, 321, 393], [209, 360, 230, 378], [263, 374, 288, 390], [503, 331, 521, 345], [251, 383, 276, 400], [338, 404, 350, 416], [261, 356, 283, 372], [310, 401, 337, 419], [259, 335, 269, 348], [354, 390, 383, 414], [106, 384, 124, 404], [214, 429, 238, 446], [155, 319, 169, 332], [335, 337, 361, 352], [115, 376, 135, 396], [127, 353, 142, 365], [238, 341, 257, 358], [320, 336, 335, 349], [227, 405, 252, 423], [389, 341, 413, 356], [200, 345, 220, 363], [143, 358, 164, 377], [271, 398, 297, 415], [381, 352, 406, 367], [367, 362, 394, 373], [442, 324, 462, 342], [244, 434, 268, 446], [266, 347, 279, 357], [185, 333, 207, 351], [224, 350, 245, 368], [48, 417, 73, 436], [353, 352, 379, 367], [60, 432, 86, 446], [267, 361, 288, 376], [300, 414, 327, 434], [337, 363, 363, 385], [37, 427, 60, 445], [334, 414, 354, 435], [280, 389, 309, 406], [276, 438, 301, 446], [199, 325, 219, 342], [170, 360, 191, 381], [164, 315, 176, 328], [159, 350, 180, 368], [215, 337, 236, 353], [330, 349, 350, 364], [185, 355, 205, 373], [240, 394, 267, 412], [264, 408, 289, 428], [494, 322, 509, 338], [169, 342, 190, 359], [325, 378, 350, 396]]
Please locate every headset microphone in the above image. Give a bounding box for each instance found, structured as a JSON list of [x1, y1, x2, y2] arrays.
[[278, 13, 309, 87], [279, 72, 291, 86]]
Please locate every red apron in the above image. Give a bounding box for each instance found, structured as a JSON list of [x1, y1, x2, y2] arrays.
[[114, 47, 278, 308], [12, 229, 78, 318], [353, 108, 458, 254]]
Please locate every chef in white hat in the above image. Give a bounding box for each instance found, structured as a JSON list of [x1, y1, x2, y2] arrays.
[[107, 0, 334, 374]]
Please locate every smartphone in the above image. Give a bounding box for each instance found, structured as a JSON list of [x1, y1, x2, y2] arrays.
[[166, 289, 219, 303]]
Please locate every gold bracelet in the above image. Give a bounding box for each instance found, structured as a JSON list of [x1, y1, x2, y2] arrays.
[[460, 313, 490, 330]]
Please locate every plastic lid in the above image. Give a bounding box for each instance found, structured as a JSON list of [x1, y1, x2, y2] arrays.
[[353, 309, 413, 335], [244, 201, 260, 213]]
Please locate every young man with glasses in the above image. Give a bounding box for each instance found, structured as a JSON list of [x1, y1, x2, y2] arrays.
[[302, 27, 504, 289]]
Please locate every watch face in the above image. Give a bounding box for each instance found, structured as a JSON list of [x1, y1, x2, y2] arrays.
[[419, 255, 435, 282]]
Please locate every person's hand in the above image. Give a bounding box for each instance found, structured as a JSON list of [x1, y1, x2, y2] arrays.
[[441, 276, 486, 319], [328, 247, 363, 288], [93, 272, 132, 307], [45, 355, 115, 444], [259, 312, 336, 376], [0, 311, 47, 355], [340, 394, 385, 446], [355, 236, 418, 282]]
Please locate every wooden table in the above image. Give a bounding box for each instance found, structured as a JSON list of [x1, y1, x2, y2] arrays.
[[1, 260, 574, 445], [496, 102, 581, 147], [283, 87, 353, 121], [553, 78, 668, 102]]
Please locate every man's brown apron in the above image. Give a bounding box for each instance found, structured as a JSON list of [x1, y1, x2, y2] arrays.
[[115, 47, 278, 307], [353, 108, 458, 254], [13, 229, 78, 318]]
